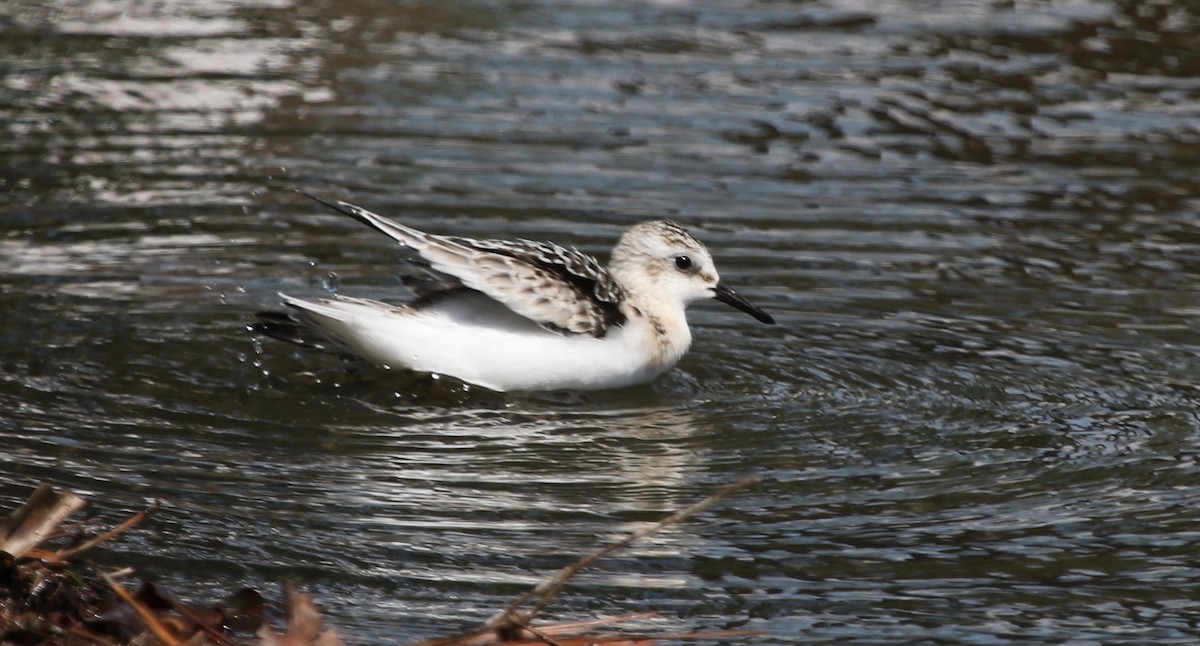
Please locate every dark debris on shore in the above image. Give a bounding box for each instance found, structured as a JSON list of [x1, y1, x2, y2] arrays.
[[1, 483, 764, 646]]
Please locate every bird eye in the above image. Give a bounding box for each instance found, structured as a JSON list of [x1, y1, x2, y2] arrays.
[[674, 255, 692, 271]]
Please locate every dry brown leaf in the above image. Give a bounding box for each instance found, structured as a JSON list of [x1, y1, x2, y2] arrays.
[[257, 584, 344, 646], [0, 483, 86, 558]]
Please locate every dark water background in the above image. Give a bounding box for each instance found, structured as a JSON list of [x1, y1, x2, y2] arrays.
[[3, 0, 1200, 642]]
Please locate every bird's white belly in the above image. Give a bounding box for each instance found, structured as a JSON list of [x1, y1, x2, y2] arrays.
[[288, 294, 683, 392], [353, 315, 669, 391]]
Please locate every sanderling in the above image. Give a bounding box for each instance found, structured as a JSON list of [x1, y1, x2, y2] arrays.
[[252, 195, 775, 392]]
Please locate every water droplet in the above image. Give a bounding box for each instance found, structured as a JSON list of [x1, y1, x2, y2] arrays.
[[322, 272, 340, 293]]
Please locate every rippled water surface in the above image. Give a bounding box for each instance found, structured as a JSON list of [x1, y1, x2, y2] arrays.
[[3, 0, 1200, 642]]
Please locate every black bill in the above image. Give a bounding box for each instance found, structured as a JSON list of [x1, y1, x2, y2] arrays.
[[712, 283, 775, 325]]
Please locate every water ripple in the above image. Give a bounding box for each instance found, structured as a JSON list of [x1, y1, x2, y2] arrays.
[[4, 0, 1200, 643]]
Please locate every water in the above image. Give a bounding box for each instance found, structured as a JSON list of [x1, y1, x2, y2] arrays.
[[3, 0, 1200, 642]]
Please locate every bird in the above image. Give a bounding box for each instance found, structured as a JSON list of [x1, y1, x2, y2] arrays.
[[251, 195, 775, 392]]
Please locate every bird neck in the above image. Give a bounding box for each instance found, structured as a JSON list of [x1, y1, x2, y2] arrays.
[[621, 294, 692, 371]]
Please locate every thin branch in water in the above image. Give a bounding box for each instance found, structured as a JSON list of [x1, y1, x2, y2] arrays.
[[409, 474, 760, 646], [491, 474, 761, 630], [53, 499, 161, 561]]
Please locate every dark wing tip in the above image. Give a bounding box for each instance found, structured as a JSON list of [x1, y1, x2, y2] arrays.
[[249, 310, 329, 349]]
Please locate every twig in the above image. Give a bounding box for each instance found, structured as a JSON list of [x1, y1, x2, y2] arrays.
[[409, 475, 760, 646], [518, 622, 565, 646], [61, 624, 120, 646], [491, 475, 760, 630], [54, 499, 160, 561], [169, 595, 240, 646], [102, 573, 181, 646]]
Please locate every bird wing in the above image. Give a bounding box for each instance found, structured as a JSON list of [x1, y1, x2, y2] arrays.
[[304, 195, 627, 337]]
